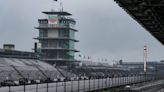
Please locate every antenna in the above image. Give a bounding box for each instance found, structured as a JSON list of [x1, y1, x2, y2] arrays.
[[60, 0, 64, 11], [51, 0, 58, 11], [53, 0, 58, 2], [52, 0, 63, 12]]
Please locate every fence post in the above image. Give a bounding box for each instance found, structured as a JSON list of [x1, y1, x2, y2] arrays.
[[64, 79, 66, 92], [71, 80, 73, 92], [56, 82, 58, 92], [118, 76, 120, 86], [98, 77, 100, 89], [8, 85, 11, 92], [111, 77, 113, 87], [102, 78, 103, 89], [93, 78, 95, 90], [89, 78, 90, 91], [24, 82, 26, 92], [36, 83, 38, 92], [83, 79, 85, 92], [109, 78, 110, 87], [46, 82, 49, 92], [106, 77, 107, 88], [78, 79, 79, 92]]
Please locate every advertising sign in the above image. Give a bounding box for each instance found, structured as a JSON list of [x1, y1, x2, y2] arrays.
[[48, 15, 58, 24]]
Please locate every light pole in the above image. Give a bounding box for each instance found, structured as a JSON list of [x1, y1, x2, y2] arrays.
[[143, 45, 147, 82]]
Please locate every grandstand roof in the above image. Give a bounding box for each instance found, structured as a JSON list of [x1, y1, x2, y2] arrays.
[[42, 11, 72, 16], [115, 0, 164, 45], [0, 58, 62, 81]]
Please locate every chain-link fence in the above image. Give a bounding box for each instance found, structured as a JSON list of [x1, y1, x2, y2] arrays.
[[0, 75, 159, 92]]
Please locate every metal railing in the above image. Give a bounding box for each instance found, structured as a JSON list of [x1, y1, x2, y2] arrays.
[[39, 24, 73, 29]]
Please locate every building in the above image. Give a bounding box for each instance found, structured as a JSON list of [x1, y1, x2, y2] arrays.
[[0, 44, 37, 59], [3, 44, 15, 51], [0, 49, 37, 59], [35, 11, 79, 66]]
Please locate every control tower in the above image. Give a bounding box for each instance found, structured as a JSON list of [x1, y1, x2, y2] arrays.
[[35, 11, 79, 66]]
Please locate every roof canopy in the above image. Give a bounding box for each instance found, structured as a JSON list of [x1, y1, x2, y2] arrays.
[[42, 11, 72, 16], [115, 0, 164, 45]]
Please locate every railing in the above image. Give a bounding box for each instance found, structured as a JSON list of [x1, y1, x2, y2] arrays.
[[0, 75, 162, 92], [39, 24, 73, 29]]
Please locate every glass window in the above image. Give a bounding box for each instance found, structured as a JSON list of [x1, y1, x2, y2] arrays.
[[67, 51, 75, 59], [69, 40, 75, 49], [39, 30, 48, 37], [58, 40, 69, 49], [48, 40, 58, 48], [69, 30, 75, 39], [41, 41, 48, 48], [42, 51, 57, 58], [59, 30, 69, 38]]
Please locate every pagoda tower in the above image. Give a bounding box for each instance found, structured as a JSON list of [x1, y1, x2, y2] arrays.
[[35, 11, 79, 66]]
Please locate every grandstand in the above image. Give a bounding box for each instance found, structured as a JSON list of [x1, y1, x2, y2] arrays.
[[0, 58, 63, 84], [0, 49, 78, 86], [61, 64, 132, 79], [115, 61, 164, 74], [0, 48, 154, 87]]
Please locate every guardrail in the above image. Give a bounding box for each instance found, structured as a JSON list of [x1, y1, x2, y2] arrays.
[[0, 75, 162, 92]]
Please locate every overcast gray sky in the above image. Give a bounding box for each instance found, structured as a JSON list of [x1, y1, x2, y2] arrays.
[[0, 0, 164, 63]]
